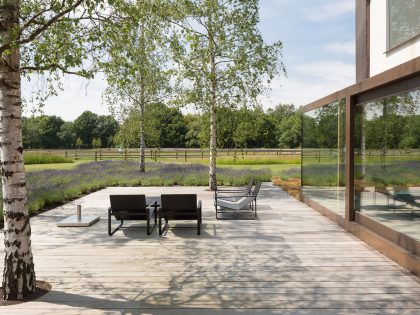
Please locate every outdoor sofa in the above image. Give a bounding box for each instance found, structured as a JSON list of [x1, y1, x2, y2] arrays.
[[108, 194, 158, 236], [159, 194, 202, 235]]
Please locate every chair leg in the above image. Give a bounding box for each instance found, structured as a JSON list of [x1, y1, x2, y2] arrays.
[[154, 208, 158, 225], [109, 220, 123, 236], [108, 209, 111, 236], [255, 199, 257, 218], [159, 214, 162, 235], [147, 211, 151, 235], [108, 208, 124, 236]]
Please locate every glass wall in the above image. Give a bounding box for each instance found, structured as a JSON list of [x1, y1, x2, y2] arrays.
[[388, 0, 420, 49], [355, 88, 420, 241], [302, 99, 346, 216]]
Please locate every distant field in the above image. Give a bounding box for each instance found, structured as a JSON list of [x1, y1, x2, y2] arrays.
[[24, 155, 300, 177]]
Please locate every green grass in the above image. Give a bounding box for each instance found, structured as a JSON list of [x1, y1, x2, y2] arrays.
[[24, 153, 73, 165], [25, 160, 84, 172], [218, 156, 300, 165]]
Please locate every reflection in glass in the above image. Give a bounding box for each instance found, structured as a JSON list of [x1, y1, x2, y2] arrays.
[[388, 0, 420, 49], [302, 99, 346, 215], [355, 89, 420, 241]]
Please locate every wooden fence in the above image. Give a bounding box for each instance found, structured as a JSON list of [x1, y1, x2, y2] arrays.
[[25, 148, 301, 162], [302, 148, 420, 162]]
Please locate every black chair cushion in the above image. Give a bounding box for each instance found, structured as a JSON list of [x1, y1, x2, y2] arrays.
[[109, 195, 147, 220], [160, 194, 198, 219]]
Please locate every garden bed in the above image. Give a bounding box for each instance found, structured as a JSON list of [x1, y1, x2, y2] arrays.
[[0, 161, 271, 224]]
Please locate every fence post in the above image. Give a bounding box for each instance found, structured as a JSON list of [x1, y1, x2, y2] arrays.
[[99, 151, 102, 160], [154, 150, 157, 162], [184, 150, 187, 162], [202, 150, 204, 159], [95, 151, 97, 162], [65, 151, 68, 158], [124, 150, 128, 161], [176, 151, 178, 159]]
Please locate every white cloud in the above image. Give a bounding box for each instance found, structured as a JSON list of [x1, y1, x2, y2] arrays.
[[325, 40, 355, 55], [305, 0, 355, 22], [259, 0, 290, 19], [296, 60, 355, 83], [22, 74, 109, 121], [261, 60, 355, 109]]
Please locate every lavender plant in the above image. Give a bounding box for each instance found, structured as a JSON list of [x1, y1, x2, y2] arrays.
[[0, 161, 271, 222]]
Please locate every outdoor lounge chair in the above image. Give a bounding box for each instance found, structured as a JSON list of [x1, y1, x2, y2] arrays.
[[159, 194, 202, 235], [391, 187, 420, 212], [215, 179, 255, 201], [216, 179, 254, 193], [108, 195, 157, 236], [215, 181, 261, 219]]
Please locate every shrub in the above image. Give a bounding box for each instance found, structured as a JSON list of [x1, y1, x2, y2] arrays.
[[24, 153, 73, 164]]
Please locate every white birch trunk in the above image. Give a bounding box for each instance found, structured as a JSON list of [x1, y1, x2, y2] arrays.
[[208, 14, 217, 191], [139, 98, 145, 173], [138, 20, 145, 173], [209, 102, 217, 190], [0, 0, 36, 300]]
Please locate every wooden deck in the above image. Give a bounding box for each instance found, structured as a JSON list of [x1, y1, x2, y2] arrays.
[[1, 183, 420, 314]]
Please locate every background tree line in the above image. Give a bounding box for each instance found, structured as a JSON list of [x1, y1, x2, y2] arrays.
[[302, 95, 420, 151], [23, 104, 301, 150]]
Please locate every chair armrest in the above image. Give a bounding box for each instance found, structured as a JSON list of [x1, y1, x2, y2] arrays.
[[217, 193, 249, 199], [216, 188, 248, 192]]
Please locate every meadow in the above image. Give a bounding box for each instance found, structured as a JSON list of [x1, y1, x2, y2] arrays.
[[0, 160, 272, 223]]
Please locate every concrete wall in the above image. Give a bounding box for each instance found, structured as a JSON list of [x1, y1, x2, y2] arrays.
[[370, 0, 420, 76]]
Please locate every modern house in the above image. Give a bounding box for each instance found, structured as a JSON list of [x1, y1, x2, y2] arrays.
[[301, 0, 420, 275]]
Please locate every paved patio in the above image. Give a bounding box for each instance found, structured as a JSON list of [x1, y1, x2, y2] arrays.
[[1, 183, 420, 315]]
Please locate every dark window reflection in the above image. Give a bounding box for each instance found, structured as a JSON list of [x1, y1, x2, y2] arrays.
[[355, 89, 420, 241]]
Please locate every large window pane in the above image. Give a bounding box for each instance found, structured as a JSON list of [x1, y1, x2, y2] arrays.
[[355, 88, 420, 241], [388, 0, 420, 49], [302, 99, 346, 216]]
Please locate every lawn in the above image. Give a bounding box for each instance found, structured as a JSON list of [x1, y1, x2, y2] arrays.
[[25, 160, 85, 172]]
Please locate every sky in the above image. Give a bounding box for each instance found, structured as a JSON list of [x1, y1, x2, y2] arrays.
[[22, 0, 356, 121]]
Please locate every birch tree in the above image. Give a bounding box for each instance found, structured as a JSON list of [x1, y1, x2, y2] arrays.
[[0, 0, 117, 300], [102, 1, 171, 172], [170, 0, 285, 190]]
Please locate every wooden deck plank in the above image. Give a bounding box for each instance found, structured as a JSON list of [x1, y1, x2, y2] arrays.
[[1, 183, 419, 314]]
